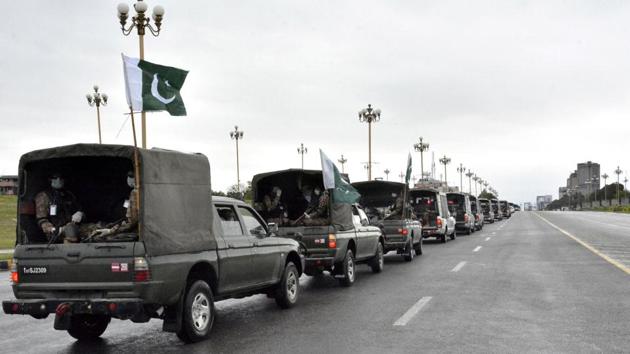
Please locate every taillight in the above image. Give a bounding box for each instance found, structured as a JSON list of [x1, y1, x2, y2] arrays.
[[475, 214, 480, 221], [398, 228, 408, 236], [437, 218, 443, 227], [328, 234, 337, 249], [464, 214, 469, 222], [134, 257, 151, 282], [10, 259, 18, 284]]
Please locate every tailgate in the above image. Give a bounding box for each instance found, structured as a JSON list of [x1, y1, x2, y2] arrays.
[[277, 226, 333, 255], [14, 242, 140, 285]]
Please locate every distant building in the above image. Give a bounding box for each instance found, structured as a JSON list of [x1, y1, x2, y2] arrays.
[[566, 171, 578, 190], [523, 202, 533, 211], [536, 195, 553, 210], [559, 187, 567, 199], [576, 161, 600, 196], [0, 175, 18, 195]]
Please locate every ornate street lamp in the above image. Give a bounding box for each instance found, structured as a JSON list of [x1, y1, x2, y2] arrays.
[[297, 143, 307, 169], [413, 137, 430, 181], [358, 104, 381, 180], [229, 126, 244, 192], [117, 0, 165, 148], [472, 175, 479, 196], [456, 163, 465, 192], [465, 171, 474, 194], [398, 171, 404, 183], [602, 173, 609, 204], [439, 155, 451, 187], [384, 169, 391, 181], [86, 85, 108, 144], [614, 166, 623, 204], [338, 155, 348, 173]]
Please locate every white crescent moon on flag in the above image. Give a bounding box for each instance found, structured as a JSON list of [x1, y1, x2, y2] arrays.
[[151, 73, 176, 104]]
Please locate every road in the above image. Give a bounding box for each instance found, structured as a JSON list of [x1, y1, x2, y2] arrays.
[[0, 211, 628, 353]]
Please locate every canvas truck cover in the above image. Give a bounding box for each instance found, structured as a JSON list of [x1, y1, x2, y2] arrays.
[[251, 169, 354, 231], [17, 144, 215, 256], [352, 180, 405, 208]]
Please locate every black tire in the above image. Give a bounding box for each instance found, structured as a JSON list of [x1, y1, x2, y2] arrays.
[[338, 249, 356, 287], [450, 229, 457, 240], [441, 229, 448, 243], [403, 238, 414, 262], [370, 242, 385, 272], [275, 262, 299, 309], [67, 314, 110, 341], [413, 236, 423, 255], [176, 280, 215, 343]]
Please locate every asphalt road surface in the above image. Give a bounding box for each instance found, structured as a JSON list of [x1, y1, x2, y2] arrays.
[[1, 211, 628, 353]]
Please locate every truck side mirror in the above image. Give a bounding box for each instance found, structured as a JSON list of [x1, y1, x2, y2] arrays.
[[267, 222, 278, 233]]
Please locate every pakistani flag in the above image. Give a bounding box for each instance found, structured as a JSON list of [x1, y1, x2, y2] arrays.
[[405, 153, 412, 185], [320, 149, 361, 204], [122, 54, 188, 116]]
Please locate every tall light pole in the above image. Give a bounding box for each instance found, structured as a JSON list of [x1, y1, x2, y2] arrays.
[[358, 104, 381, 180], [338, 155, 348, 173], [117, 0, 165, 149], [602, 173, 609, 205], [472, 175, 479, 196], [399, 171, 404, 183], [457, 164, 465, 192], [466, 171, 474, 194], [625, 177, 628, 194], [384, 169, 391, 181], [86, 85, 108, 144], [615, 166, 623, 204], [483, 181, 489, 193], [591, 176, 598, 206], [229, 126, 244, 193], [478, 178, 484, 197], [439, 155, 451, 187], [297, 143, 307, 169], [413, 137, 430, 181]]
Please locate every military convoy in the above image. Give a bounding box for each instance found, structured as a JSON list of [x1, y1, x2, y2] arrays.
[[2, 144, 515, 343]]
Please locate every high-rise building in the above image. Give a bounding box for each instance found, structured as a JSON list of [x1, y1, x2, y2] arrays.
[[576, 161, 600, 196], [536, 195, 553, 210]]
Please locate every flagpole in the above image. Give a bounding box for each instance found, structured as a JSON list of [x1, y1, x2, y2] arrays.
[[129, 106, 142, 239], [139, 32, 147, 149]]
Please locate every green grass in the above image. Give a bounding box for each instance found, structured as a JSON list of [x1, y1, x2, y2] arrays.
[[0, 195, 17, 249], [592, 205, 630, 214]]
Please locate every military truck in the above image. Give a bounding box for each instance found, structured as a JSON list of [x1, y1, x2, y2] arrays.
[[478, 198, 494, 223], [252, 169, 384, 287], [491, 198, 503, 221], [2, 144, 304, 343], [352, 180, 422, 261], [499, 200, 510, 218], [446, 192, 475, 235], [469, 195, 484, 231], [409, 188, 456, 243]]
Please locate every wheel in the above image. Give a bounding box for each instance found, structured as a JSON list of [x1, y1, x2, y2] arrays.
[[369, 242, 385, 273], [403, 238, 414, 262], [67, 314, 110, 341], [450, 229, 457, 240], [466, 226, 472, 235], [275, 262, 299, 309], [176, 280, 215, 343], [413, 237, 423, 255], [441, 229, 448, 243], [338, 249, 356, 287]]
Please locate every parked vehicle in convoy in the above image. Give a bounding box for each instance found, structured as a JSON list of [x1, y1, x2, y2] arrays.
[[499, 200, 510, 218], [251, 169, 384, 286], [446, 192, 475, 235], [469, 195, 484, 231], [410, 188, 456, 242], [3, 144, 304, 343], [352, 180, 422, 261], [491, 198, 503, 221], [478, 198, 494, 224]]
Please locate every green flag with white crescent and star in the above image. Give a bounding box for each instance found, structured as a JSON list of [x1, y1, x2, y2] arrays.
[[320, 149, 361, 204], [405, 153, 412, 185], [122, 54, 188, 116]]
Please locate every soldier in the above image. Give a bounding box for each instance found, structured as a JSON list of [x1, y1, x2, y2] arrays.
[[90, 171, 138, 239], [303, 190, 329, 226], [263, 186, 287, 223], [35, 173, 85, 243], [385, 194, 404, 220]]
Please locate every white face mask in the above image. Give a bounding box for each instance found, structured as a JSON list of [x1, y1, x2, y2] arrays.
[[314, 188, 321, 196], [51, 178, 64, 190], [127, 177, 135, 188]]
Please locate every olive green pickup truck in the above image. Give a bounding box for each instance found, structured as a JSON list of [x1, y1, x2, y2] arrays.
[[252, 169, 384, 287], [3, 144, 303, 343]]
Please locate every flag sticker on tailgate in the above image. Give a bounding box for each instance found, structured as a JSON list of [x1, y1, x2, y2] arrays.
[[111, 263, 120, 272]]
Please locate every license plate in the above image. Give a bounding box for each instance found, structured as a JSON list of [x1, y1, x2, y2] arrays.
[[22, 266, 49, 275]]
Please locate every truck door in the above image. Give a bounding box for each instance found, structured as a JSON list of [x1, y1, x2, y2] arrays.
[[353, 205, 376, 259], [215, 204, 255, 292], [237, 205, 282, 285]]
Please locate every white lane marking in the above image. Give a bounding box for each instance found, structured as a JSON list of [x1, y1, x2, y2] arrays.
[[485, 237, 491, 241], [451, 261, 467, 272], [473, 246, 482, 252], [393, 296, 432, 326], [534, 213, 630, 275]]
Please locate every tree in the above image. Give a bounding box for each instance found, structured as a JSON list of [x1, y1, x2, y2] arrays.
[[225, 181, 252, 201], [211, 190, 226, 197], [478, 190, 496, 199]]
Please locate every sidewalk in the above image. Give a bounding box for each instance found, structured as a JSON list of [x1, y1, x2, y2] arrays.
[[0, 249, 13, 254]]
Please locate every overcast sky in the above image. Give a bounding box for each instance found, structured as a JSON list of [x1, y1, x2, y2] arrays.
[[1, 1, 629, 203]]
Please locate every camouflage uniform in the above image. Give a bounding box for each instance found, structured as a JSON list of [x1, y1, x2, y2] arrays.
[[110, 188, 139, 234], [386, 196, 404, 220], [303, 191, 329, 226], [35, 189, 81, 241]]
